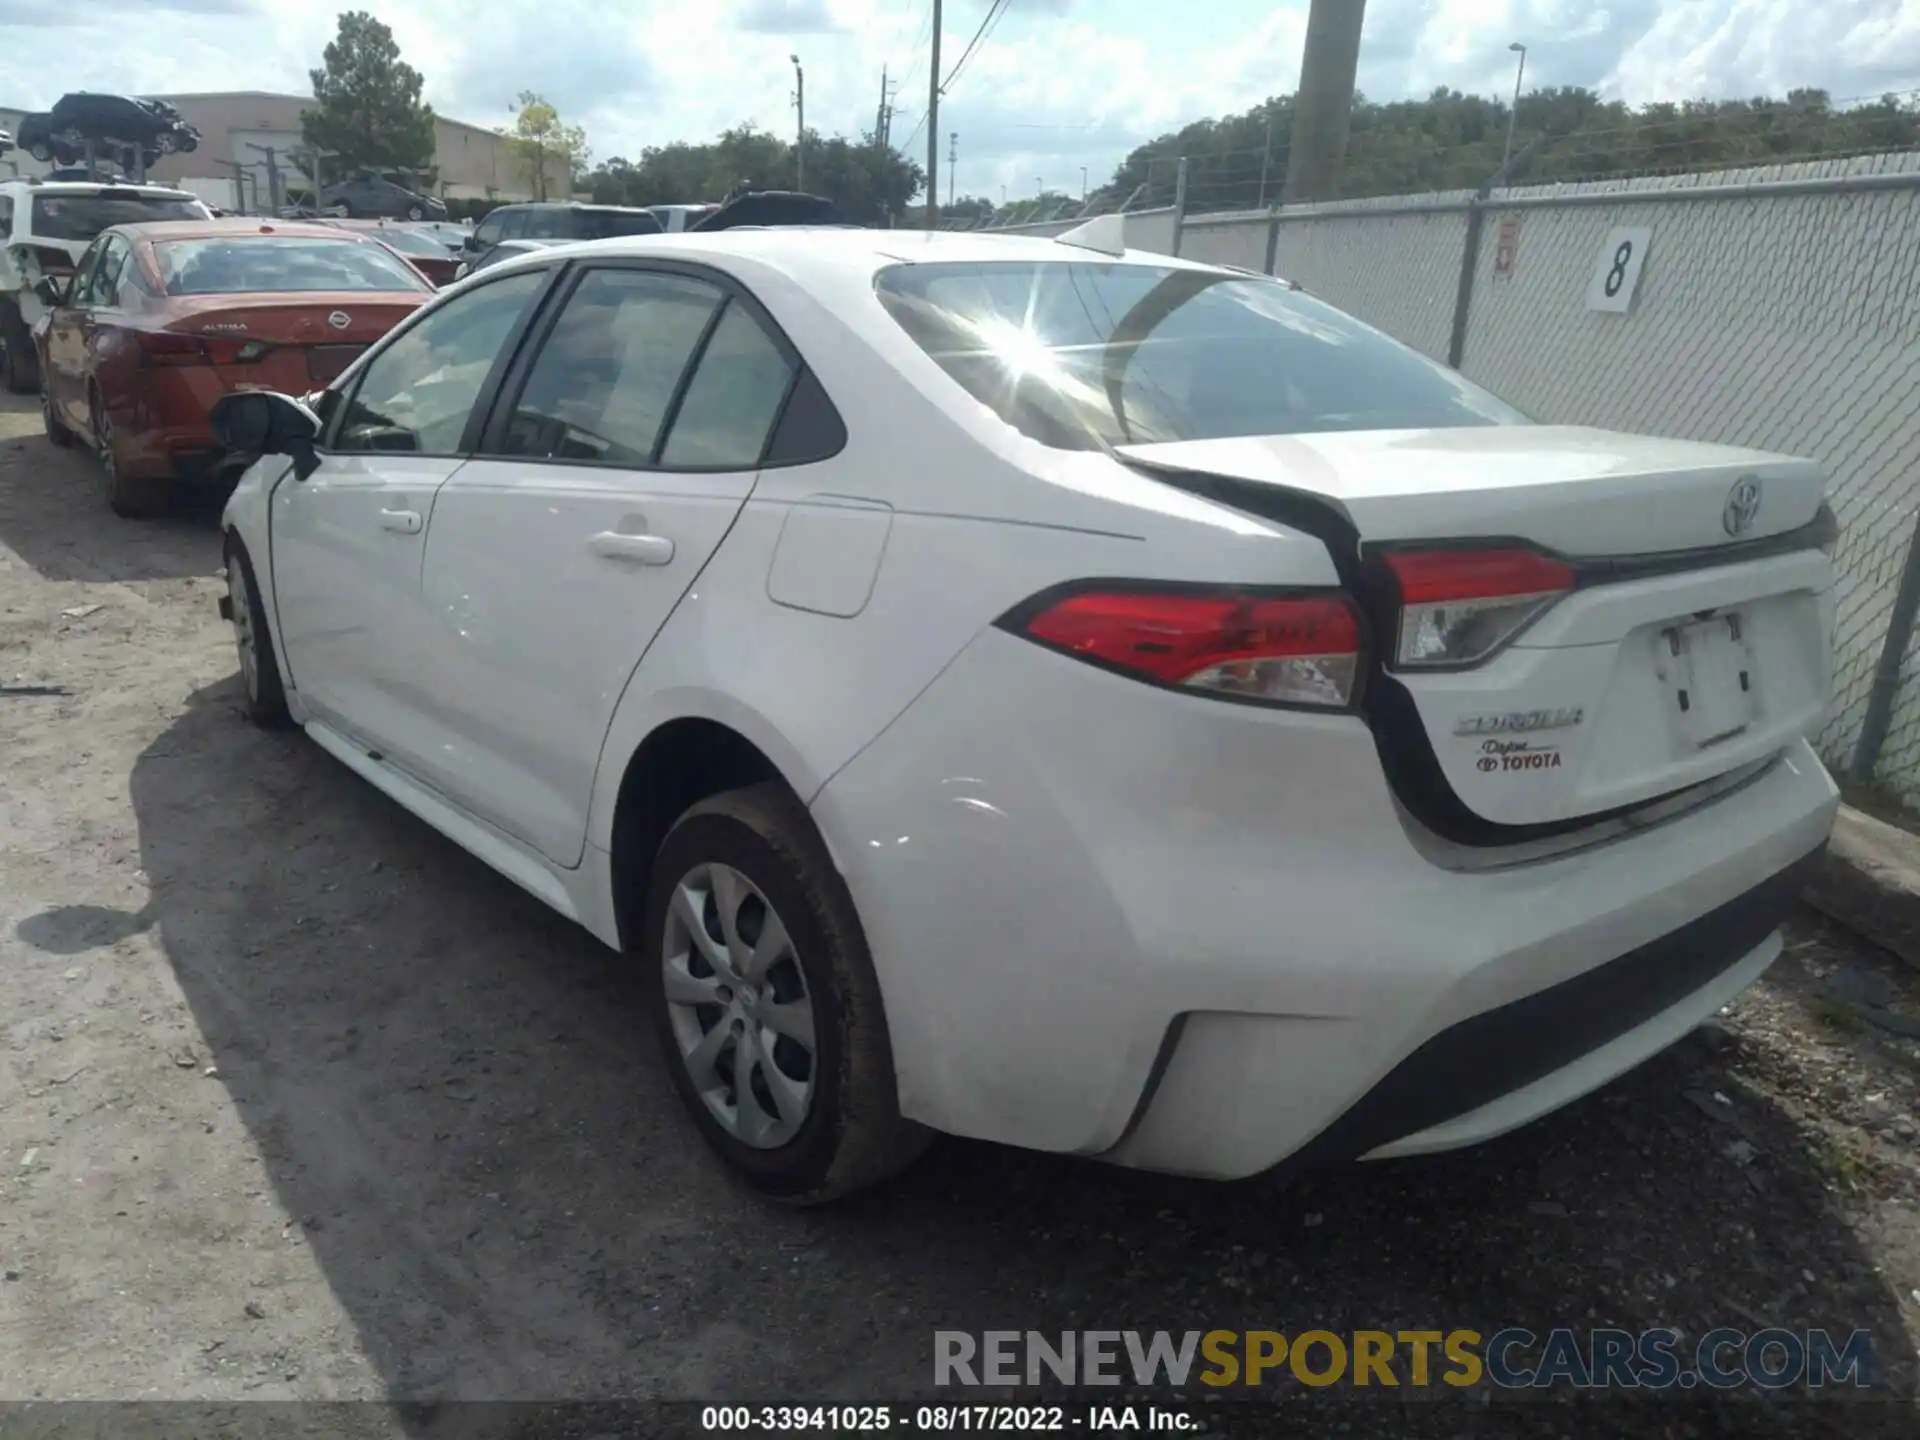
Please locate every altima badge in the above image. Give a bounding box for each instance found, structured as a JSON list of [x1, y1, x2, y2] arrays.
[[1723, 476, 1762, 537], [1455, 707, 1584, 737], [327, 311, 351, 330]]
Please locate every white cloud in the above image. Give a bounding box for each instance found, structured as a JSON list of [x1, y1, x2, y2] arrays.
[[4, 0, 1919, 201]]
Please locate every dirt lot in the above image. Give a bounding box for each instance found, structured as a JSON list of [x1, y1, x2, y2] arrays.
[[2, 389, 1919, 1432]]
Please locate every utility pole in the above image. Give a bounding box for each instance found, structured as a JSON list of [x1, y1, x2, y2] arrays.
[[925, 0, 942, 228], [875, 66, 888, 148], [1282, 0, 1367, 204], [1257, 102, 1276, 207], [1501, 43, 1528, 177], [791, 54, 806, 190], [245, 141, 285, 216], [948, 132, 957, 207]]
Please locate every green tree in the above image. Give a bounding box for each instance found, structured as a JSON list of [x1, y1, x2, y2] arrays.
[[1095, 84, 1920, 214], [301, 10, 437, 183], [582, 124, 923, 223], [509, 91, 589, 201]]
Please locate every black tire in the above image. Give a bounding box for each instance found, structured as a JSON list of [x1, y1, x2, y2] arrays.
[[640, 783, 929, 1203], [41, 376, 73, 447], [91, 386, 169, 518], [1, 303, 39, 394], [223, 536, 292, 728]]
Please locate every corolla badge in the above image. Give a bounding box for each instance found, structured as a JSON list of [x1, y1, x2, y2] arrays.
[[1723, 476, 1762, 537], [327, 311, 351, 330], [1454, 707, 1584, 737]]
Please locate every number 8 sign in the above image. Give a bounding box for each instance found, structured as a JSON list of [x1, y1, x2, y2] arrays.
[[1585, 226, 1652, 313]]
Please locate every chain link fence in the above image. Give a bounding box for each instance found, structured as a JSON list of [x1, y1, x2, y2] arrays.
[[974, 151, 1920, 807]]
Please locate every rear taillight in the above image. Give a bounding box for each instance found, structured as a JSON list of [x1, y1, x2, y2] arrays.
[[137, 333, 272, 366], [1811, 501, 1840, 558], [137, 331, 207, 366], [1381, 547, 1575, 669], [1012, 586, 1363, 708]]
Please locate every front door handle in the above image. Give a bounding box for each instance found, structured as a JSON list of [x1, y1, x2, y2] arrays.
[[589, 530, 674, 565], [379, 507, 422, 534]]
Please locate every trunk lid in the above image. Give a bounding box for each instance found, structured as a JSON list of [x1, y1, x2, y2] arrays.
[[1119, 425, 1835, 835], [1116, 425, 1827, 554], [164, 293, 424, 385]]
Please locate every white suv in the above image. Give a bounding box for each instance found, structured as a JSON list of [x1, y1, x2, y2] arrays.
[[0, 178, 208, 391]]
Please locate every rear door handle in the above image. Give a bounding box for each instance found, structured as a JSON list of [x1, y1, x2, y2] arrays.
[[379, 507, 422, 534], [589, 531, 674, 565]]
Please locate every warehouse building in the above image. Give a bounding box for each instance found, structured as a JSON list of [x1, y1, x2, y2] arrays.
[[1, 91, 530, 210]]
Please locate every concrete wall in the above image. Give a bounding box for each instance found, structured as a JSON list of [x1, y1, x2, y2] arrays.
[[987, 155, 1920, 804]]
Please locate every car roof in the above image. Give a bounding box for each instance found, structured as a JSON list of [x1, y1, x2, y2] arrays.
[[117, 219, 389, 243], [496, 201, 653, 214], [481, 225, 1223, 285], [4, 180, 199, 199]]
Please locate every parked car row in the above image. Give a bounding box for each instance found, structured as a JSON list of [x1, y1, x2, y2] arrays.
[[5, 186, 858, 518], [196, 219, 1839, 1204], [449, 191, 852, 279], [24, 211, 435, 513]]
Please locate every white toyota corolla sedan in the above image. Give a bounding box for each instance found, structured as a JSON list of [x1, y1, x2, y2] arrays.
[[212, 220, 1840, 1202]]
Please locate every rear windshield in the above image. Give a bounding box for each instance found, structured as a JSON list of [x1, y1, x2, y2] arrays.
[[874, 260, 1526, 449], [567, 210, 663, 240], [155, 236, 432, 295], [353, 227, 448, 258], [31, 193, 207, 241]]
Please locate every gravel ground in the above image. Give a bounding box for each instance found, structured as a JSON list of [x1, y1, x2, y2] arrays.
[[2, 391, 1918, 1434]]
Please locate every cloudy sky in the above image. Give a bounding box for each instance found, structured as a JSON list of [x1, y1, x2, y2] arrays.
[[5, 0, 1920, 200]]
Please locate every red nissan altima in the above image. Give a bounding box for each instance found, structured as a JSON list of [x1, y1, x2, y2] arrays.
[[33, 219, 432, 516]]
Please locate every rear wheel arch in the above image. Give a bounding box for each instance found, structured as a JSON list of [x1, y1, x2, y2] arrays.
[[608, 717, 794, 953]]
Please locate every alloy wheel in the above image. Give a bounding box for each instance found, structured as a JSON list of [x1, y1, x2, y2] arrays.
[[92, 400, 116, 496], [661, 861, 817, 1149], [227, 554, 259, 701]]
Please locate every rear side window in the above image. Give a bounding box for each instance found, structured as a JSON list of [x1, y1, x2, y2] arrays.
[[571, 210, 663, 240], [874, 261, 1526, 450], [85, 237, 131, 306], [495, 268, 723, 466], [30, 192, 207, 242], [660, 302, 795, 468]]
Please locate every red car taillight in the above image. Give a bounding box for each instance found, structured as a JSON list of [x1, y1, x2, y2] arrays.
[[137, 332, 272, 366], [1012, 585, 1364, 709], [1380, 547, 1575, 669]]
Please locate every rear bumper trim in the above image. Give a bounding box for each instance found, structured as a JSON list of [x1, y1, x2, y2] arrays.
[[1267, 846, 1822, 1173]]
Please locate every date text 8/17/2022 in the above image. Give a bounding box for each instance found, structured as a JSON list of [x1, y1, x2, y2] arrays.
[[699, 1404, 1198, 1431]]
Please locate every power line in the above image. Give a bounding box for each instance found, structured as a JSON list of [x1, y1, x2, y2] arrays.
[[944, 0, 1011, 93], [902, 0, 1014, 153]]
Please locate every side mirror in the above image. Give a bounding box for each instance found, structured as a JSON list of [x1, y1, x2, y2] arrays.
[[31, 276, 66, 306], [210, 390, 323, 480]]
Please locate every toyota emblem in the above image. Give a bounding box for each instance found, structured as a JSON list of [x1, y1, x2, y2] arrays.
[[327, 311, 351, 331], [1722, 476, 1762, 537]]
